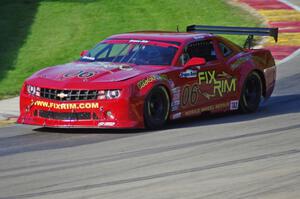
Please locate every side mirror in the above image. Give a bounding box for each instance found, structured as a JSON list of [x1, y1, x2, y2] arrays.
[[184, 57, 206, 69], [80, 50, 89, 57]]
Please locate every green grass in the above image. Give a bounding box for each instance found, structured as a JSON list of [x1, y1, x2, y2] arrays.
[[0, 0, 261, 99]]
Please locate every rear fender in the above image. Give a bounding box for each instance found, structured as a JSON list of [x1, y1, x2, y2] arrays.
[[228, 49, 275, 99]]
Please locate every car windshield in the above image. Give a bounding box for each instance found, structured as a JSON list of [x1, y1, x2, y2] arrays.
[[80, 40, 178, 66]]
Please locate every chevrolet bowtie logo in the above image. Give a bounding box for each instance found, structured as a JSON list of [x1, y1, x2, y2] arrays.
[[57, 92, 68, 99]]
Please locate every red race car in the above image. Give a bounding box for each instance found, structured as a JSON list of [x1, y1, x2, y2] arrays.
[[17, 25, 278, 129]]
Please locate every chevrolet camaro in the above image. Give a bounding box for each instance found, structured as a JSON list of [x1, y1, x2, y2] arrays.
[[17, 25, 278, 129]]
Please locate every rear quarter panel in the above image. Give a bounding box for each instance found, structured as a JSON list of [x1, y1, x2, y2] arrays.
[[227, 49, 276, 99]]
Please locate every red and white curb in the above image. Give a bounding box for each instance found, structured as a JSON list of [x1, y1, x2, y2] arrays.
[[239, 0, 300, 63]]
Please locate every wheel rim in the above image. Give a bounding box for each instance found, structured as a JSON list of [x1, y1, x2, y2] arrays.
[[148, 91, 167, 121], [244, 75, 261, 106]]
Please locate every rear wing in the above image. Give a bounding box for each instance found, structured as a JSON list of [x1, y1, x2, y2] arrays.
[[186, 25, 278, 49]]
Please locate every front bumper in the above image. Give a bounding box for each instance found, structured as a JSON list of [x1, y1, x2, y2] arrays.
[[17, 94, 144, 128]]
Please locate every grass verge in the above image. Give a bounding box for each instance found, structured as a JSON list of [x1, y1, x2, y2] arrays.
[[0, 0, 261, 99]]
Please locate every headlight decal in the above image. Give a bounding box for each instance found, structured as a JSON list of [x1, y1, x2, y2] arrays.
[[26, 85, 40, 96], [97, 90, 121, 100], [106, 90, 120, 99]]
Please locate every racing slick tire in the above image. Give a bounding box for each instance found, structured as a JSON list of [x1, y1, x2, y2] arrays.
[[239, 71, 262, 113], [144, 85, 170, 129]]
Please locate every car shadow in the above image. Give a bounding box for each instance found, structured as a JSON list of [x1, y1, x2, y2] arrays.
[[167, 94, 300, 129], [34, 94, 300, 134], [2, 94, 298, 157], [34, 127, 147, 134]]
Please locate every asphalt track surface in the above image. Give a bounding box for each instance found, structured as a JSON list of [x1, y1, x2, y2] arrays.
[[0, 50, 300, 199]]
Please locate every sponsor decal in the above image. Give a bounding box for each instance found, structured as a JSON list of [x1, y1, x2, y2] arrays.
[[171, 101, 180, 111], [171, 87, 181, 100], [171, 100, 180, 106], [69, 62, 133, 71], [184, 102, 229, 116], [171, 87, 181, 111], [137, 74, 168, 89], [230, 100, 239, 110], [193, 35, 206, 40], [214, 102, 230, 110], [81, 56, 95, 61], [168, 80, 175, 88], [129, 39, 149, 43], [91, 62, 118, 69], [201, 93, 215, 100], [98, 122, 115, 127], [92, 62, 133, 71], [198, 70, 237, 98], [181, 84, 200, 106], [33, 100, 99, 110], [119, 65, 133, 71], [231, 56, 251, 70], [179, 69, 197, 78], [64, 70, 96, 78], [172, 112, 182, 119], [57, 92, 68, 99]]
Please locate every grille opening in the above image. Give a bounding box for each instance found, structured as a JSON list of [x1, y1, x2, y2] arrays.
[[40, 88, 98, 101], [93, 113, 99, 120], [39, 110, 92, 120]]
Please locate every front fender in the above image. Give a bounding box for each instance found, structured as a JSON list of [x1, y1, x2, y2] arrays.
[[134, 74, 173, 97]]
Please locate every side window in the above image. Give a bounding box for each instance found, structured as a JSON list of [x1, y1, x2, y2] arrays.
[[185, 40, 217, 63], [219, 43, 232, 57]]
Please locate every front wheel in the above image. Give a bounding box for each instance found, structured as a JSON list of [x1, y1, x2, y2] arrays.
[[144, 86, 170, 129], [239, 72, 262, 113]]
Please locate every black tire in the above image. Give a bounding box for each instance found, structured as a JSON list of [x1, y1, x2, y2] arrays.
[[239, 72, 262, 113], [144, 86, 170, 129]]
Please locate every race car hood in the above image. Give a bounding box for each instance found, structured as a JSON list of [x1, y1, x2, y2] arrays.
[[29, 61, 165, 83]]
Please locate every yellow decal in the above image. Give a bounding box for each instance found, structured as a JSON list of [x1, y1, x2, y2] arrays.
[[184, 102, 229, 116], [202, 92, 215, 100], [198, 70, 236, 97], [34, 100, 99, 110], [218, 71, 232, 79], [137, 75, 168, 89]]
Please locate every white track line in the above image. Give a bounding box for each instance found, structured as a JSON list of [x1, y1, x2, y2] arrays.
[[279, 0, 300, 11], [278, 48, 300, 65]]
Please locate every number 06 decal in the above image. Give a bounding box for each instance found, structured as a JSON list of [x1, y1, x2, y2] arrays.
[[181, 84, 199, 106]]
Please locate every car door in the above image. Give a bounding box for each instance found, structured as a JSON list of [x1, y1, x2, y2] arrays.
[[177, 39, 219, 116], [178, 39, 238, 117], [214, 40, 240, 111]]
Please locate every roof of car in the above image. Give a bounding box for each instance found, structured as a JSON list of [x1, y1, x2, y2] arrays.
[[107, 31, 214, 43]]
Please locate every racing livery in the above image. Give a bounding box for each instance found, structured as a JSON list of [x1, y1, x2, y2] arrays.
[[18, 25, 278, 129]]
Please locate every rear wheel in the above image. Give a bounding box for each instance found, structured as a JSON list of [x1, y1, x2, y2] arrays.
[[144, 86, 170, 129], [239, 72, 262, 113]]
